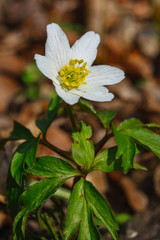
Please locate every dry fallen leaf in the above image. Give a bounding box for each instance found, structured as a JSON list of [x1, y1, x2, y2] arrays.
[[0, 75, 21, 113]]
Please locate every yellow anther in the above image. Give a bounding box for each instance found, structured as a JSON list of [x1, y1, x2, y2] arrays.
[[61, 76, 66, 81], [59, 59, 90, 90], [78, 59, 84, 64], [60, 70, 65, 76]]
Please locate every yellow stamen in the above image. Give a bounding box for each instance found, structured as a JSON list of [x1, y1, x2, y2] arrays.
[[59, 59, 91, 90]]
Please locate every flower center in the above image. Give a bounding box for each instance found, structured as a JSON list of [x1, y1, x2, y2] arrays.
[[59, 59, 91, 89]]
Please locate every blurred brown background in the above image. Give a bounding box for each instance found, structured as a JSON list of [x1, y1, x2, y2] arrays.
[[0, 0, 160, 239]]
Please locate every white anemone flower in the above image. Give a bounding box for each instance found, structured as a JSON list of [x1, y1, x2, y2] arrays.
[[35, 23, 125, 105]]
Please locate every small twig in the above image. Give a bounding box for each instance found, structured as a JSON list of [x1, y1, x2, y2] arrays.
[[95, 132, 113, 154], [39, 138, 73, 161], [66, 104, 78, 132]]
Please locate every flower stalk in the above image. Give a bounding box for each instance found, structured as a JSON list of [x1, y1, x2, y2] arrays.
[[39, 137, 73, 161]]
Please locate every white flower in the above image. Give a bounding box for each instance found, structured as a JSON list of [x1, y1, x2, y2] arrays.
[[35, 23, 125, 105]]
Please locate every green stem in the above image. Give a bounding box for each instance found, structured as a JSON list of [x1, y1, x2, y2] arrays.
[[39, 138, 73, 161], [72, 176, 82, 191], [43, 213, 59, 240], [95, 132, 113, 154], [66, 104, 78, 132], [53, 187, 71, 201]]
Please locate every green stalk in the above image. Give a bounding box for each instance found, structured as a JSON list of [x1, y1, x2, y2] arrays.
[[44, 214, 59, 240], [66, 104, 78, 132], [95, 132, 113, 154], [39, 138, 73, 161]]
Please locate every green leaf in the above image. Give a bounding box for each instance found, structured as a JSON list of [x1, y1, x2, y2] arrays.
[[113, 125, 135, 173], [53, 187, 71, 200], [20, 177, 68, 212], [79, 99, 97, 115], [26, 155, 80, 178], [79, 99, 116, 130], [38, 213, 59, 240], [117, 119, 160, 158], [0, 121, 35, 147], [84, 180, 119, 240], [97, 109, 117, 130], [115, 213, 132, 226], [6, 168, 24, 219], [11, 137, 39, 185], [72, 122, 95, 170], [92, 147, 122, 172], [14, 175, 71, 239], [78, 199, 101, 240], [117, 118, 143, 131], [36, 94, 62, 136], [73, 121, 92, 141], [25, 137, 40, 167], [24, 85, 40, 100], [133, 162, 147, 171], [145, 123, 160, 129], [64, 178, 84, 240], [22, 62, 42, 85], [122, 127, 160, 158], [10, 121, 35, 140], [13, 209, 28, 240]]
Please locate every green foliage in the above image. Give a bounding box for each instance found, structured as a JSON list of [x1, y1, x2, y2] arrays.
[[20, 178, 67, 212], [92, 147, 122, 172], [64, 179, 118, 240], [79, 99, 97, 115], [123, 127, 160, 158], [72, 122, 95, 171], [13, 209, 28, 240], [64, 178, 85, 240], [12, 153, 80, 239], [10, 121, 35, 140], [26, 155, 80, 178], [79, 99, 116, 130], [5, 93, 160, 240], [84, 180, 119, 240], [117, 118, 160, 158], [115, 213, 132, 226], [112, 125, 135, 173], [0, 121, 35, 147], [36, 94, 62, 136], [145, 123, 160, 128], [133, 162, 147, 171], [117, 118, 143, 130], [6, 168, 24, 219], [60, 21, 84, 34], [11, 136, 40, 185], [13, 176, 72, 239], [97, 109, 117, 130], [38, 212, 59, 240], [112, 118, 160, 173], [22, 62, 42, 85], [21, 62, 43, 100], [78, 199, 101, 240], [53, 187, 71, 200]]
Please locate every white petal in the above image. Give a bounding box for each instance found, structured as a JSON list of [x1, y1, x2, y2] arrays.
[[55, 85, 80, 105], [72, 86, 114, 102], [45, 23, 70, 73], [34, 54, 58, 84], [86, 65, 125, 86], [71, 31, 100, 68]]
